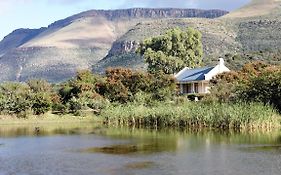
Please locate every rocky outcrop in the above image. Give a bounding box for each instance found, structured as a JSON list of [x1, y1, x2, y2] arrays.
[[107, 41, 139, 57], [84, 8, 229, 20]]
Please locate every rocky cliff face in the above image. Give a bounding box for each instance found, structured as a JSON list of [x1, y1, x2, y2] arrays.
[[107, 41, 139, 57], [89, 8, 228, 20], [50, 8, 228, 25]]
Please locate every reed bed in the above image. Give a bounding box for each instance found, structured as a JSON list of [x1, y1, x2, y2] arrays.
[[100, 102, 281, 130]]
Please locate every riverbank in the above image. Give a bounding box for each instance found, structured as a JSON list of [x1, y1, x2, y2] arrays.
[[0, 113, 98, 125], [1, 102, 281, 131]]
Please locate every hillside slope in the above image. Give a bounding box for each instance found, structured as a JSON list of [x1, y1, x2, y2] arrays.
[[95, 0, 281, 72], [0, 8, 227, 82], [93, 18, 240, 72], [223, 0, 281, 18]]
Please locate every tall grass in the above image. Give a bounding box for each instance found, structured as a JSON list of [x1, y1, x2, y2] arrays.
[[100, 101, 281, 130]]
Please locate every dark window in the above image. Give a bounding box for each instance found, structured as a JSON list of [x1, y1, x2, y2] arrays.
[[183, 84, 188, 94], [194, 83, 199, 93], [188, 84, 192, 93]]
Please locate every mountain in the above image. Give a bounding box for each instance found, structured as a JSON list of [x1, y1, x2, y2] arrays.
[[0, 28, 46, 57], [94, 0, 281, 72], [0, 8, 227, 82], [2, 0, 281, 82]]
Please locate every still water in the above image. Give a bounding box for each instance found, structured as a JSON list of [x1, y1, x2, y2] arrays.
[[0, 123, 280, 175]]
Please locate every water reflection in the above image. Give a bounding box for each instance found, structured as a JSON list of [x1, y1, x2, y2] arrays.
[[0, 124, 102, 137], [0, 124, 281, 175], [124, 161, 155, 169], [241, 145, 281, 152], [82, 142, 177, 155]]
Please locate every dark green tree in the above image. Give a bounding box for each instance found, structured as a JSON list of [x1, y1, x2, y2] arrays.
[[138, 27, 203, 74]]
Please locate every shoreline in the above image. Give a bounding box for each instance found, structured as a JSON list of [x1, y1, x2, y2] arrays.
[[1, 102, 281, 132], [0, 113, 98, 125]]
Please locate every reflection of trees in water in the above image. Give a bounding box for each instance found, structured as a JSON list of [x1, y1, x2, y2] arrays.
[[85, 142, 178, 155], [276, 135, 281, 143], [0, 124, 99, 137], [1, 125, 281, 148], [182, 130, 281, 145], [100, 128, 281, 153]]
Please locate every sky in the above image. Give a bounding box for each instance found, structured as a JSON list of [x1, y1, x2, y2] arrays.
[[0, 0, 251, 40]]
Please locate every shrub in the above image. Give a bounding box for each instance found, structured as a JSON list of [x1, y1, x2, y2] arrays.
[[30, 92, 52, 115], [98, 68, 176, 103], [237, 69, 281, 111], [0, 82, 32, 115]]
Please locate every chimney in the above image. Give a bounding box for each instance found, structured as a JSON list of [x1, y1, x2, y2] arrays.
[[218, 58, 225, 73]]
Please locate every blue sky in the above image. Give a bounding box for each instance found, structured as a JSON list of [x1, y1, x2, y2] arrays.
[[0, 0, 251, 40]]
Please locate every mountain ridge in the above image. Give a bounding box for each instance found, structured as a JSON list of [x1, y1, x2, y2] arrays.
[[2, 0, 281, 82], [0, 8, 228, 82]]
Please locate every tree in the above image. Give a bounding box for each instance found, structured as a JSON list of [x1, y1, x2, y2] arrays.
[[138, 27, 203, 74], [97, 68, 176, 103], [57, 70, 108, 114], [0, 82, 32, 116], [237, 66, 281, 111], [27, 79, 53, 115], [207, 61, 279, 104]]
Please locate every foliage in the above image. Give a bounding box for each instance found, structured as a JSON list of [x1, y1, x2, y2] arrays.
[[27, 79, 53, 115], [29, 92, 52, 115], [1, 60, 281, 131], [97, 68, 176, 103], [208, 61, 281, 113], [0, 82, 32, 117], [59, 70, 100, 103], [207, 61, 272, 103], [56, 70, 108, 114], [101, 101, 280, 130], [138, 27, 203, 74], [237, 68, 281, 111], [27, 79, 52, 93]]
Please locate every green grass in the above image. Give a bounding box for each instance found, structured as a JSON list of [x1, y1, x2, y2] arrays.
[[100, 101, 281, 130], [0, 112, 99, 125]]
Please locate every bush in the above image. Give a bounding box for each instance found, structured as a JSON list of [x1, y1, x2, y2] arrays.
[[68, 97, 84, 114], [52, 103, 68, 115], [237, 69, 281, 111], [98, 68, 176, 103], [30, 92, 52, 115], [0, 82, 32, 115]]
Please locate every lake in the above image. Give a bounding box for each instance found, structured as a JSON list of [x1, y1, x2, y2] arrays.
[[0, 123, 280, 175]]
